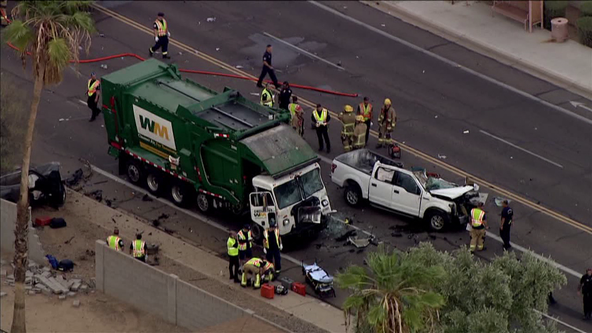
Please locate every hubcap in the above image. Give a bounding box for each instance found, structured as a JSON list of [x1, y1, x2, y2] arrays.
[[147, 174, 159, 192], [431, 215, 445, 230], [128, 165, 140, 183], [197, 194, 209, 212], [171, 185, 184, 203], [346, 190, 358, 205]]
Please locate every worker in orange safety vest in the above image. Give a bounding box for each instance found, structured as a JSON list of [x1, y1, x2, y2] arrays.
[[357, 97, 372, 145], [149, 12, 171, 59], [106, 228, 124, 251]]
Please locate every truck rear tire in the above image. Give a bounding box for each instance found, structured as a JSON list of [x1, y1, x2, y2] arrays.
[[196, 193, 210, 213], [145, 170, 163, 195], [426, 210, 448, 232], [170, 181, 192, 207], [126, 160, 144, 185], [344, 184, 362, 207]]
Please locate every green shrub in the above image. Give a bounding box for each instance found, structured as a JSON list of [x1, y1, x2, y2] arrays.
[[580, 1, 592, 17], [544, 1, 569, 29], [577, 17, 592, 47]]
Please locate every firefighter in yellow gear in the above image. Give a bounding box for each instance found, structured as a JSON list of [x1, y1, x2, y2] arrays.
[[376, 98, 396, 148], [106, 228, 124, 251], [260, 83, 274, 107], [353, 116, 368, 150], [261, 261, 276, 282], [338, 105, 356, 152], [241, 257, 265, 289], [469, 202, 489, 252]]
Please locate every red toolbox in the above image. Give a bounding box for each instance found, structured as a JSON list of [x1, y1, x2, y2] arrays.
[[34, 216, 52, 227], [291, 282, 306, 297], [261, 284, 275, 299]]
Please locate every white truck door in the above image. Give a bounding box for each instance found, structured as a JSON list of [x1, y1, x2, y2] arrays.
[[369, 166, 396, 208], [249, 192, 275, 229], [391, 171, 422, 216]]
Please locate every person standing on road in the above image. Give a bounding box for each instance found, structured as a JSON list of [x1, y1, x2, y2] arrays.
[[87, 72, 101, 122], [227, 230, 240, 283], [338, 105, 356, 152], [578, 268, 592, 320], [353, 115, 368, 150], [106, 228, 124, 251], [256, 44, 279, 89], [129, 233, 147, 262], [469, 202, 489, 253], [289, 96, 304, 137], [263, 219, 283, 274], [376, 98, 396, 149], [237, 224, 253, 266], [357, 97, 372, 145], [260, 82, 274, 107], [278, 81, 292, 110], [149, 12, 171, 59], [499, 200, 513, 250], [312, 103, 331, 153]]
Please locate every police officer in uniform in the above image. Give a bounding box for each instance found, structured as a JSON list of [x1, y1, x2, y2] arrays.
[[87, 72, 101, 122], [256, 44, 279, 89], [106, 228, 124, 251], [312, 104, 331, 153], [129, 233, 147, 262], [149, 12, 171, 59], [260, 82, 274, 107], [278, 82, 292, 110], [353, 115, 368, 150], [578, 268, 592, 320], [338, 105, 356, 152], [376, 98, 396, 149], [357, 97, 372, 145], [499, 200, 513, 250]]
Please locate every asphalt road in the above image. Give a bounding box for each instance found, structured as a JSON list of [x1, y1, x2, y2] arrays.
[[1, 1, 591, 331]]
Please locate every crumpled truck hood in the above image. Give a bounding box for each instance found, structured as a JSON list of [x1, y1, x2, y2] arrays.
[[430, 185, 475, 200]]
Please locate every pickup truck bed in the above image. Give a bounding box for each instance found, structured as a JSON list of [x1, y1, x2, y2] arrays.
[[333, 149, 402, 175]]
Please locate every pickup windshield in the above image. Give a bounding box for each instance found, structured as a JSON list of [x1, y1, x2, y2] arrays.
[[273, 168, 324, 209], [413, 171, 459, 191]]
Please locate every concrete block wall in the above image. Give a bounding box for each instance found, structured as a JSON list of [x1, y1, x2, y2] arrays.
[[0, 199, 45, 264], [95, 240, 247, 331]]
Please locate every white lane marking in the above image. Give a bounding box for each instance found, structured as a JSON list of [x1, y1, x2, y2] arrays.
[[308, 1, 592, 127], [479, 130, 564, 169], [535, 309, 588, 333], [570, 101, 592, 113], [78, 99, 88, 106], [263, 32, 346, 71]]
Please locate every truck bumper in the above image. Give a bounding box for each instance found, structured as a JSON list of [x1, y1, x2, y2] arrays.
[[289, 216, 328, 238]]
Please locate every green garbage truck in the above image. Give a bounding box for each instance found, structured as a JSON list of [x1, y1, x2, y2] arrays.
[[100, 59, 333, 239]]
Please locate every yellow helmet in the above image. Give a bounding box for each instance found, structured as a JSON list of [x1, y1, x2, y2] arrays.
[[344, 105, 354, 112], [356, 115, 365, 122], [384, 98, 392, 105]]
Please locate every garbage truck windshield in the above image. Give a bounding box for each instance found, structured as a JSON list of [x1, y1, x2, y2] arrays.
[[273, 168, 324, 209]]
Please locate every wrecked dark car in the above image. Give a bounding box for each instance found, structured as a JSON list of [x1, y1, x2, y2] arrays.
[[0, 162, 66, 208]]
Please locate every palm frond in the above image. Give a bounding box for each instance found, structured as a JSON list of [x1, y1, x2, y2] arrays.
[[2, 20, 35, 53]]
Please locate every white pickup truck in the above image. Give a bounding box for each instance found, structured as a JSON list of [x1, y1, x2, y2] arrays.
[[331, 149, 483, 231]]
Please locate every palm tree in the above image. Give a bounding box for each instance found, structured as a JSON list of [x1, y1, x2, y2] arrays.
[[337, 246, 446, 333], [2, 2, 94, 332]]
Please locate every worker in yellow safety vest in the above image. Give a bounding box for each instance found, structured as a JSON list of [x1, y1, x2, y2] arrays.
[[129, 233, 147, 262], [357, 97, 373, 145], [260, 82, 274, 107], [237, 224, 253, 266], [469, 202, 489, 252], [376, 98, 396, 149], [263, 219, 283, 274], [353, 115, 368, 150], [241, 257, 264, 289], [339, 105, 356, 152], [106, 228, 124, 251], [261, 261, 276, 282], [289, 96, 304, 137], [227, 230, 240, 283], [149, 12, 171, 59], [311, 103, 331, 153], [87, 72, 101, 122]]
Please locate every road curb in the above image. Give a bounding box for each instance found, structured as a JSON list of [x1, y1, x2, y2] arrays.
[[361, 1, 592, 100]]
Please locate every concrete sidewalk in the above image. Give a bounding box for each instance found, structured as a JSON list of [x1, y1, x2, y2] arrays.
[[364, 1, 592, 99], [65, 189, 348, 333]]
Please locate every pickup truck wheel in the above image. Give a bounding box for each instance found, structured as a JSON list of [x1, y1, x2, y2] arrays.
[[196, 193, 210, 213], [145, 171, 162, 195], [427, 211, 448, 231], [344, 185, 362, 207], [126, 160, 144, 185], [170, 182, 192, 207]]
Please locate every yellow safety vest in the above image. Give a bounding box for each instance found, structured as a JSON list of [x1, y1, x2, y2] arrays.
[[237, 229, 252, 251], [132, 240, 146, 257], [87, 79, 100, 97], [288, 103, 299, 117], [107, 235, 121, 251], [261, 88, 273, 107], [359, 103, 372, 121], [155, 19, 168, 37], [471, 208, 485, 228], [246, 258, 262, 268], [263, 228, 280, 249], [262, 262, 274, 273], [313, 108, 328, 124], [227, 237, 239, 256]]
